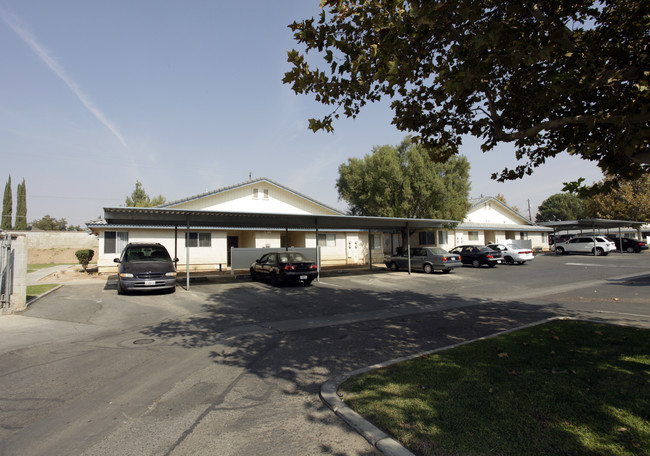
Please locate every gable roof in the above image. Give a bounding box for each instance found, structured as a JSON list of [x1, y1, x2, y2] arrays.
[[468, 196, 534, 225], [160, 177, 345, 215]]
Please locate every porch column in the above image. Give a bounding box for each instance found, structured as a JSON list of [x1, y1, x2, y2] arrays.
[[186, 216, 190, 290]]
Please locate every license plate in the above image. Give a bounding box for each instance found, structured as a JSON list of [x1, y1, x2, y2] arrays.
[[300, 275, 308, 280], [496, 260, 502, 264], [145, 280, 156, 286]]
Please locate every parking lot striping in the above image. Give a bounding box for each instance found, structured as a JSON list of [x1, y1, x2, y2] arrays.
[[317, 281, 343, 288], [565, 262, 645, 268], [596, 310, 650, 319]]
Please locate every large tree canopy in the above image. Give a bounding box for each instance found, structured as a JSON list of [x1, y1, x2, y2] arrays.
[[584, 175, 650, 221], [125, 181, 166, 207], [336, 137, 471, 222], [284, 0, 649, 189], [535, 193, 585, 222]]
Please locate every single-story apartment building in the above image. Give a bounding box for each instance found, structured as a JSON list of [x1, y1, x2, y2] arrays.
[[87, 179, 553, 273]]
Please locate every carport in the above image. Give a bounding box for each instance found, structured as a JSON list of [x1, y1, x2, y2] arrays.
[[102, 207, 458, 289], [539, 218, 646, 253]]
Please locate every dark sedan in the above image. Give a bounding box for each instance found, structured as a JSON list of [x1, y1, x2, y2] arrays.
[[607, 236, 648, 253], [114, 243, 178, 294], [448, 245, 503, 268], [250, 251, 318, 286]]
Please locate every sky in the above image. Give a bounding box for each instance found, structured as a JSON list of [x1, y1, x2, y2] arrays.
[[1, 1, 604, 227]]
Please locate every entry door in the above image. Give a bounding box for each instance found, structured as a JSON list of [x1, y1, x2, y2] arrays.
[[227, 236, 239, 266], [347, 234, 360, 264]]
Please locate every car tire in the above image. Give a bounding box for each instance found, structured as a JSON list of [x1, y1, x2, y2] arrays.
[[594, 247, 604, 256], [472, 259, 481, 268], [504, 256, 514, 265], [117, 280, 125, 295], [389, 262, 399, 272], [423, 264, 433, 274], [250, 268, 257, 281], [556, 247, 565, 255], [627, 247, 635, 253], [270, 273, 279, 287]]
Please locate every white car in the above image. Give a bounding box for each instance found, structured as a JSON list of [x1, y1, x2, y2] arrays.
[[554, 236, 616, 256], [486, 243, 534, 265]]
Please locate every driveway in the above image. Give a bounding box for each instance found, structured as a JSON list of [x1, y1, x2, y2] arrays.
[[1, 254, 649, 455]]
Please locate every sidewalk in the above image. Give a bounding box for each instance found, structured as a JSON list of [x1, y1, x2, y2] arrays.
[[26, 264, 75, 285]]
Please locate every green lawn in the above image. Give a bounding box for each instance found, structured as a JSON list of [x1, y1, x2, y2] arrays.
[[26, 283, 59, 301], [340, 320, 650, 456]]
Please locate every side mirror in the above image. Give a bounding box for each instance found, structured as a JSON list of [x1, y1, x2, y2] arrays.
[[173, 258, 179, 262], [113, 258, 121, 263]]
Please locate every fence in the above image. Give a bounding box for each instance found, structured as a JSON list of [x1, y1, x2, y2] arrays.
[[1, 232, 14, 310], [1, 233, 27, 314]]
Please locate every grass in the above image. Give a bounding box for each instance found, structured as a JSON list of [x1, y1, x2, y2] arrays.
[[26, 283, 59, 301], [340, 320, 650, 456]]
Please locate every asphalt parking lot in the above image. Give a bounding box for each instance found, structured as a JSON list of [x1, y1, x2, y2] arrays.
[[1, 253, 649, 455]]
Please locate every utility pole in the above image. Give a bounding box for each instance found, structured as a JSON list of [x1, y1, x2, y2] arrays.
[[527, 199, 532, 221]]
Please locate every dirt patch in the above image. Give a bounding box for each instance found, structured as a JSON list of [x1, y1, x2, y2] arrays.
[[28, 248, 98, 265], [38, 266, 111, 283]]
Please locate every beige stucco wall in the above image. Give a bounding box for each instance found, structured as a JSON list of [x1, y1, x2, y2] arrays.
[[10, 231, 98, 249]]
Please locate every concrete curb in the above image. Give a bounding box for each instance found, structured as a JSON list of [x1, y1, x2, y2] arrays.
[[26, 284, 63, 307], [319, 316, 569, 456]]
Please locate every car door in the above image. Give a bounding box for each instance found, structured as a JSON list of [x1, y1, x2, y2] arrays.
[[410, 248, 426, 270], [565, 238, 581, 253]]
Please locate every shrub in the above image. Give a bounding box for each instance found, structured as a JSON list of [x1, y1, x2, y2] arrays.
[[75, 249, 94, 272]]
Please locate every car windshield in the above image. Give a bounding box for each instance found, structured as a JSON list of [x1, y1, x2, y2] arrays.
[[428, 247, 449, 255], [125, 246, 171, 262], [278, 252, 309, 263]]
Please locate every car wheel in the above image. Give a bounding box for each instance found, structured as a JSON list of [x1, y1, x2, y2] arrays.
[[389, 262, 399, 272], [270, 273, 279, 287], [472, 259, 480, 268], [504, 256, 514, 265], [423, 264, 433, 274], [594, 247, 604, 256], [117, 280, 125, 295], [556, 247, 565, 255], [250, 268, 257, 281], [627, 247, 635, 253]]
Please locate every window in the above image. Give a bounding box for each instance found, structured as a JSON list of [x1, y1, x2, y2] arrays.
[[370, 233, 381, 249], [252, 188, 259, 199], [186, 232, 211, 247], [520, 232, 529, 240], [104, 231, 128, 254], [468, 231, 479, 241], [419, 231, 436, 245], [438, 230, 448, 245], [263, 189, 269, 200], [317, 233, 336, 247]]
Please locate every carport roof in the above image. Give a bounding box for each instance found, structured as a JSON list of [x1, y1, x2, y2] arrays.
[[99, 207, 459, 231], [539, 218, 646, 231]]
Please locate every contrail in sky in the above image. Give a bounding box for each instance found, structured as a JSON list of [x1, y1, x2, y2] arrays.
[[0, 7, 129, 149]]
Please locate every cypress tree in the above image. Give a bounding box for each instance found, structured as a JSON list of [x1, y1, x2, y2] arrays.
[[2, 175, 12, 230], [15, 178, 27, 230]]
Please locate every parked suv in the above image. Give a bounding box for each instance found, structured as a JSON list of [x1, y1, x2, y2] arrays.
[[114, 243, 178, 294], [554, 236, 615, 256]]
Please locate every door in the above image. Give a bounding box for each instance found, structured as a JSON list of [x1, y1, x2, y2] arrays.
[[227, 236, 239, 266]]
